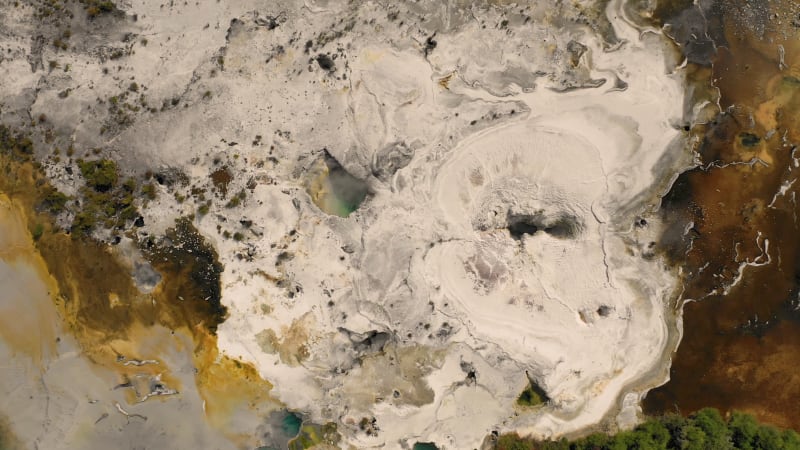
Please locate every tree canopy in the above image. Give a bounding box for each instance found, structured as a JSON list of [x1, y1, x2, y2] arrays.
[[496, 409, 800, 450]]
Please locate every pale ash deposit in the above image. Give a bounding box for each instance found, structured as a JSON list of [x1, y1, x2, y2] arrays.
[[0, 0, 695, 448]]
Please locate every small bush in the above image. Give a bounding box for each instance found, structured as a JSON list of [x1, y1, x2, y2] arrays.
[[83, 0, 116, 18], [141, 182, 157, 200], [41, 189, 69, 213], [31, 223, 44, 241], [78, 159, 119, 192], [517, 381, 549, 408]]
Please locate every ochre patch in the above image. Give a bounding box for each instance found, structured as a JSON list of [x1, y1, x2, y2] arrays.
[[0, 148, 277, 445], [645, 0, 800, 430]]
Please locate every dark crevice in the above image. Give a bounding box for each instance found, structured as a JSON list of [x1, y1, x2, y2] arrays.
[[507, 215, 539, 239], [505, 213, 581, 240]]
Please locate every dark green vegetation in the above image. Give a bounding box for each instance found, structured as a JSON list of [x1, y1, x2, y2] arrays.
[[103, 88, 149, 133], [517, 380, 550, 407], [31, 222, 45, 240], [29, 0, 118, 20], [73, 158, 145, 235], [3, 136, 154, 237], [1, 124, 230, 347], [495, 409, 800, 450], [78, 158, 118, 191], [0, 126, 34, 157], [80, 0, 117, 18], [39, 186, 68, 213], [225, 189, 246, 208]]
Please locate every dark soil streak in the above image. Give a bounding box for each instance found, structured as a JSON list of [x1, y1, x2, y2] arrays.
[[142, 217, 228, 334]]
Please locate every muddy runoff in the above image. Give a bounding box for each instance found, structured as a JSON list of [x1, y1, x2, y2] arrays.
[[644, 0, 800, 430], [0, 143, 278, 448]]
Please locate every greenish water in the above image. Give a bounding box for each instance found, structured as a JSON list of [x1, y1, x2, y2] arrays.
[[323, 163, 368, 217], [412, 443, 438, 450], [282, 412, 302, 438], [306, 153, 369, 218]]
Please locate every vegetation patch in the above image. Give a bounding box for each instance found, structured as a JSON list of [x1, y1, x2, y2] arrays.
[[102, 89, 145, 134], [0, 126, 34, 157], [495, 408, 800, 450], [80, 0, 118, 18], [225, 189, 246, 208], [39, 187, 69, 213], [78, 158, 118, 191], [71, 158, 147, 235], [31, 222, 45, 240], [517, 379, 549, 408], [0, 125, 277, 443]]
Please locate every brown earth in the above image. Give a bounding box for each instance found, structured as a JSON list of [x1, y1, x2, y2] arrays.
[[644, 0, 800, 431]]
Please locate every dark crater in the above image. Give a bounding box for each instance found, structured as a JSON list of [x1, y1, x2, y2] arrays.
[[506, 212, 582, 240], [339, 328, 392, 356], [316, 53, 335, 71]]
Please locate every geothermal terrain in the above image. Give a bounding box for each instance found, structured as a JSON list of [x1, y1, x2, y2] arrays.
[[4, 0, 797, 449]]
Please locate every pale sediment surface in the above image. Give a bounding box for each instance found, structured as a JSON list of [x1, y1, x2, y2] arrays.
[[0, 0, 697, 448]]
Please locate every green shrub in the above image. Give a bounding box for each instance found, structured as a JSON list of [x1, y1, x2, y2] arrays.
[[729, 411, 760, 450], [495, 434, 532, 450], [141, 182, 157, 200], [72, 208, 99, 235], [225, 196, 240, 208], [495, 408, 800, 450], [41, 188, 69, 213], [517, 381, 549, 408], [83, 0, 116, 17], [78, 159, 118, 192], [0, 126, 34, 156], [31, 223, 44, 240]]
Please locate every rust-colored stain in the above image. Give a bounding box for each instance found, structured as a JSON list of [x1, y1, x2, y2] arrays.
[[210, 166, 233, 197], [0, 148, 276, 445], [645, 0, 800, 430]]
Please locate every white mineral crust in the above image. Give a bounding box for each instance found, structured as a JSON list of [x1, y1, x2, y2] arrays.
[[0, 0, 695, 448]]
